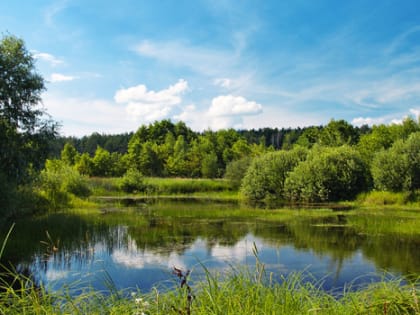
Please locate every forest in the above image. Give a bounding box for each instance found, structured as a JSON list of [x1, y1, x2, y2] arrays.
[[1, 34, 420, 219]]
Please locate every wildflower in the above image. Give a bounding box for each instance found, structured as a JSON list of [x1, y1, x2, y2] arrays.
[[135, 297, 143, 304]]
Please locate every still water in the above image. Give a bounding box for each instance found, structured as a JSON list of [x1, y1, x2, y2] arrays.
[[2, 200, 419, 294]]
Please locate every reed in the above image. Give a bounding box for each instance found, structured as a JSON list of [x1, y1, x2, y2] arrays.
[[1, 258, 419, 314]]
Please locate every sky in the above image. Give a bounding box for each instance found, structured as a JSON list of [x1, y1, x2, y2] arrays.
[[1, 0, 420, 136]]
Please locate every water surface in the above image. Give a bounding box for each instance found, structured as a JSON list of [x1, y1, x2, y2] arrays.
[[2, 200, 419, 294]]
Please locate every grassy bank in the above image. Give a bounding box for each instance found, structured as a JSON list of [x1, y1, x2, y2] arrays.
[[1, 264, 419, 315], [88, 176, 236, 198]]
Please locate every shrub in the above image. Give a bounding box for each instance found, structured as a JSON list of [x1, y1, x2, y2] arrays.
[[39, 160, 91, 209], [224, 157, 252, 189], [359, 191, 410, 206], [119, 168, 145, 193], [371, 132, 420, 192], [284, 146, 368, 202], [240, 147, 307, 206]]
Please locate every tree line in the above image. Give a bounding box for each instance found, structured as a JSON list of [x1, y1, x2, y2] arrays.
[[1, 33, 419, 217]]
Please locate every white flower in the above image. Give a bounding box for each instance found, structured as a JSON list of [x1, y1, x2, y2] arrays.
[[135, 297, 143, 304]]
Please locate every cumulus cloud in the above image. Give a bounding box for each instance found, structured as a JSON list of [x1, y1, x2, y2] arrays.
[[115, 79, 188, 104], [208, 95, 262, 117], [50, 73, 76, 82], [206, 95, 263, 130], [115, 79, 188, 123], [32, 52, 64, 66]]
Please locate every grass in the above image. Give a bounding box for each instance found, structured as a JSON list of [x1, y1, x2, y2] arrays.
[[0, 261, 419, 315], [346, 208, 420, 236], [358, 190, 420, 208]]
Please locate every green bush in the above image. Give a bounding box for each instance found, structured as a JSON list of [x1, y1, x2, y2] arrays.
[[284, 146, 368, 202], [39, 160, 91, 209], [224, 157, 252, 189], [118, 168, 145, 193], [240, 147, 307, 206], [371, 132, 420, 192], [358, 191, 410, 206]]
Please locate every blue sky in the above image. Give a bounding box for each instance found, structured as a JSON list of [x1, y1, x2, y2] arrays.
[[2, 0, 420, 136]]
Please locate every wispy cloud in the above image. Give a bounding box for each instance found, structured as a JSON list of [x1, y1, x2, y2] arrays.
[[42, 93, 136, 136], [135, 40, 237, 77], [44, 0, 69, 27], [50, 73, 77, 83], [32, 51, 64, 66]]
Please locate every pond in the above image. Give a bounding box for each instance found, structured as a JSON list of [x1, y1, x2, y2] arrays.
[[1, 199, 419, 295]]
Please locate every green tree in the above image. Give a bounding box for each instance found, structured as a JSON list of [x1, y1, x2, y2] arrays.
[[241, 147, 307, 206], [357, 124, 395, 164], [61, 143, 79, 166], [318, 119, 359, 147], [39, 159, 90, 210], [137, 141, 162, 176], [92, 146, 113, 177], [295, 126, 321, 148], [75, 153, 94, 176], [285, 146, 368, 202], [166, 135, 189, 176], [0, 35, 57, 183], [201, 152, 218, 178], [224, 157, 252, 188], [371, 132, 420, 192]]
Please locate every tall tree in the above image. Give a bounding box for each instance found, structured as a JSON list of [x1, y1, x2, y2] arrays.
[[0, 34, 57, 183]]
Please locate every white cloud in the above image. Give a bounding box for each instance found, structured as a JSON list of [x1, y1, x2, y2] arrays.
[[42, 93, 138, 136], [352, 108, 420, 127], [115, 79, 188, 104], [204, 95, 263, 130], [50, 73, 76, 82], [208, 95, 262, 117], [410, 108, 420, 118], [44, 0, 69, 27], [115, 79, 188, 124], [214, 78, 232, 88], [135, 40, 237, 76], [32, 52, 64, 66], [211, 235, 264, 263], [351, 117, 383, 126], [45, 269, 69, 281], [111, 238, 186, 270]]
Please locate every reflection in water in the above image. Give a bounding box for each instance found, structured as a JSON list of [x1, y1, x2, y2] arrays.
[[1, 202, 419, 294]]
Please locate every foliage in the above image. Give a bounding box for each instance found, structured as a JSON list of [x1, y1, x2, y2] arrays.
[[0, 34, 57, 184], [75, 152, 94, 176], [285, 146, 368, 202], [371, 132, 420, 192], [144, 177, 233, 195], [318, 119, 360, 146], [224, 157, 252, 188], [60, 142, 79, 165], [118, 168, 145, 193], [358, 191, 412, 206], [240, 147, 307, 206], [39, 159, 90, 209]]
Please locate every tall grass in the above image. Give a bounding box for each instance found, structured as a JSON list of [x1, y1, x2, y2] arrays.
[[1, 263, 418, 314], [1, 232, 419, 315], [358, 190, 420, 207], [88, 176, 236, 197]]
